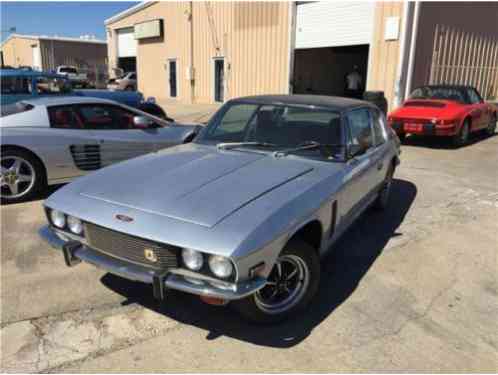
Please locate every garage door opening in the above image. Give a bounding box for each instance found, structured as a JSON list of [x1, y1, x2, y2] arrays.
[[292, 44, 369, 98], [118, 57, 136, 74]]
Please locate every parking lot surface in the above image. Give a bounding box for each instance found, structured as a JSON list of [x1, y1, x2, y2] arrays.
[[1, 134, 497, 373]]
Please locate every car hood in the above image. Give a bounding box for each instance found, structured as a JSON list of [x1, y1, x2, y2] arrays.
[[390, 99, 463, 120], [76, 144, 314, 228]]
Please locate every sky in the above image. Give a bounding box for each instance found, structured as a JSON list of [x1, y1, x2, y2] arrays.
[[1, 1, 137, 42]]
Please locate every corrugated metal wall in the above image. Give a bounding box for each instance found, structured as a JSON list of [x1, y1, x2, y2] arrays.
[[429, 25, 498, 100], [366, 2, 404, 108], [106, 1, 290, 104]]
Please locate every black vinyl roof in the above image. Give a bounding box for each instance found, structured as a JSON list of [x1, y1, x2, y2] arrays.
[[232, 94, 373, 111]]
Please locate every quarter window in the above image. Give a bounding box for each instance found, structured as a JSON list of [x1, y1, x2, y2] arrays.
[[346, 108, 374, 151], [371, 108, 387, 146], [467, 89, 482, 104]]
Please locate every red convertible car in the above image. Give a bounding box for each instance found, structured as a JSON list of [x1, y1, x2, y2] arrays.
[[388, 85, 497, 147]]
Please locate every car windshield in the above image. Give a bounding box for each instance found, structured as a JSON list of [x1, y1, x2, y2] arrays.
[[198, 103, 344, 160], [59, 67, 77, 74], [410, 86, 467, 103]]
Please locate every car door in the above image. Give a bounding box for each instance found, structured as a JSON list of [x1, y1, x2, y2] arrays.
[[339, 108, 379, 226], [74, 103, 158, 167], [46, 105, 100, 178], [467, 88, 489, 130], [370, 107, 392, 188]]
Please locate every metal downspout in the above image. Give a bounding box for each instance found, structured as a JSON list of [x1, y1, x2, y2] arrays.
[[393, 2, 413, 108], [404, 1, 421, 100]]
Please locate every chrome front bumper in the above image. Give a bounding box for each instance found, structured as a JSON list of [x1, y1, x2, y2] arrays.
[[39, 225, 266, 301]]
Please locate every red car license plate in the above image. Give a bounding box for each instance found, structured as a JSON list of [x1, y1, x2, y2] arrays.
[[404, 123, 423, 132]]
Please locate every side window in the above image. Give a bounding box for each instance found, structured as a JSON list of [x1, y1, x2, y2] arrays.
[[346, 108, 374, 151], [371, 108, 387, 146], [48, 106, 82, 129], [76, 104, 137, 130], [0, 76, 31, 94], [129, 74, 136, 80], [467, 89, 482, 104]]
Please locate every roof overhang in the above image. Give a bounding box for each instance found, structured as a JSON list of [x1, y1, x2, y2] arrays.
[[1, 34, 106, 48], [104, 1, 157, 27]]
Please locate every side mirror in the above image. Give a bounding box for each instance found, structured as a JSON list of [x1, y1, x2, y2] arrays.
[[349, 144, 367, 158], [133, 115, 153, 129]]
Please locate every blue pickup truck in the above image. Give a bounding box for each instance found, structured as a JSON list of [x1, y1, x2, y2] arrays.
[[0, 69, 172, 120]]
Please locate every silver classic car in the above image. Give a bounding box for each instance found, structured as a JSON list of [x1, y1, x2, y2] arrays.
[[1, 97, 199, 203], [40, 95, 401, 323]]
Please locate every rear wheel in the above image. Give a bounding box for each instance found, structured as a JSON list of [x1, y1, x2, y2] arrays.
[[1, 149, 46, 203], [486, 114, 497, 136], [373, 163, 394, 210], [453, 120, 470, 148], [232, 239, 320, 324], [125, 85, 134, 91]]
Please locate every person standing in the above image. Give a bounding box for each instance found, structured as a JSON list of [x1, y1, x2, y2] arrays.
[[345, 65, 363, 99]]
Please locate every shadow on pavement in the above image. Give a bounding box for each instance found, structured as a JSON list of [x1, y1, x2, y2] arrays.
[[101, 178, 417, 348], [403, 132, 495, 149]]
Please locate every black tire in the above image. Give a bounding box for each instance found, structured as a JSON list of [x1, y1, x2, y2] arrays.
[[232, 239, 320, 324], [486, 114, 497, 137], [452, 120, 470, 148], [373, 163, 394, 211], [125, 85, 134, 91], [397, 132, 406, 144], [1, 148, 46, 204]]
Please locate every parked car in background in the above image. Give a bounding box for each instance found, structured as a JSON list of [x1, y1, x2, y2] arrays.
[[56, 65, 89, 88], [0, 69, 170, 120], [40, 95, 400, 323], [0, 96, 200, 203], [388, 85, 497, 147], [108, 72, 137, 91]]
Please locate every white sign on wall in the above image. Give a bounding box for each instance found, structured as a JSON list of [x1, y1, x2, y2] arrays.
[[384, 16, 400, 41]]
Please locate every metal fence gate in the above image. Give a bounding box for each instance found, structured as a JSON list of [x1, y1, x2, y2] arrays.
[[429, 24, 498, 100]]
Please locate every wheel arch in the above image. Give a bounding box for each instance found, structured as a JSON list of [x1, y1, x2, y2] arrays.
[[286, 219, 323, 255], [1, 144, 48, 181]]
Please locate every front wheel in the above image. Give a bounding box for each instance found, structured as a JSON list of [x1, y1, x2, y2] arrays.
[[232, 239, 320, 324], [453, 120, 470, 148], [1, 149, 46, 204], [373, 164, 394, 211], [486, 114, 497, 136]]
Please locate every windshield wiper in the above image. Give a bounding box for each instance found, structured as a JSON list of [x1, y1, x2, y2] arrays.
[[217, 142, 277, 150], [273, 141, 342, 158]]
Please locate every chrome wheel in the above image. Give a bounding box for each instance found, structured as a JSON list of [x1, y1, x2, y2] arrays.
[[255, 254, 310, 315], [0, 156, 36, 199]]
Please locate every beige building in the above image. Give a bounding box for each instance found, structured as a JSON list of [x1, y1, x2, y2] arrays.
[[1, 34, 108, 84], [105, 1, 498, 108]]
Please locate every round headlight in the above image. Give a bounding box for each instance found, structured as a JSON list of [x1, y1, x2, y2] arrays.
[[182, 248, 203, 271], [208, 255, 233, 279], [67, 215, 83, 235], [50, 209, 66, 228]]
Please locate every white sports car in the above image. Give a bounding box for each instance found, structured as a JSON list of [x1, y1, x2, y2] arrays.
[[1, 96, 200, 203]]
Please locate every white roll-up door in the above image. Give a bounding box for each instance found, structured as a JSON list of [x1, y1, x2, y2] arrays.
[[296, 2, 375, 49], [117, 27, 137, 57]]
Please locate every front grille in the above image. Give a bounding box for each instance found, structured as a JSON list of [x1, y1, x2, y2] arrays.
[[85, 223, 179, 270]]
